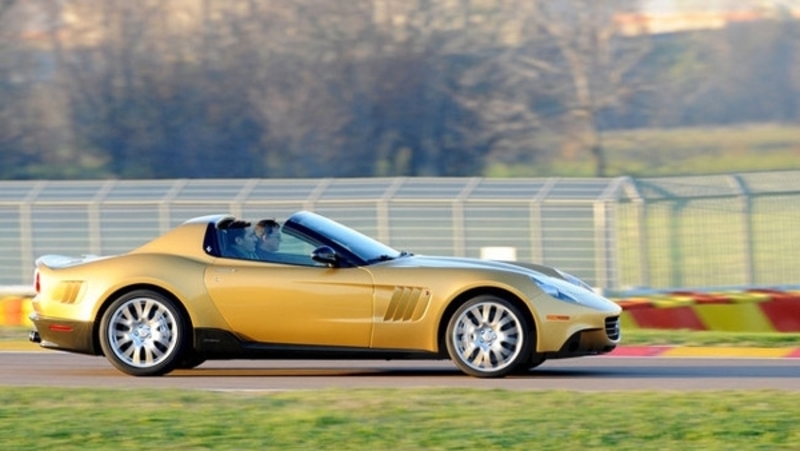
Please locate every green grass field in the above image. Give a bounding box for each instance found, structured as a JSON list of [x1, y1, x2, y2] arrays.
[[3, 326, 799, 449], [619, 329, 800, 347], [1, 387, 798, 450], [485, 123, 800, 177]]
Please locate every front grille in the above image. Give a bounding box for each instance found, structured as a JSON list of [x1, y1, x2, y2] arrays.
[[605, 316, 620, 340]]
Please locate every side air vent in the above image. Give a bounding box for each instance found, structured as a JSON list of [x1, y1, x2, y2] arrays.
[[54, 281, 85, 304], [383, 286, 431, 322]]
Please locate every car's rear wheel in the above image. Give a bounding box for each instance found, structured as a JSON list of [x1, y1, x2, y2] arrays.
[[445, 295, 531, 378], [99, 290, 187, 376]]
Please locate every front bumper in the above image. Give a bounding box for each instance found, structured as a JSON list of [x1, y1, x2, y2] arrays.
[[545, 316, 621, 359]]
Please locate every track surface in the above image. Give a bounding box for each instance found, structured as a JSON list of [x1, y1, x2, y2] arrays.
[[1, 351, 798, 391]]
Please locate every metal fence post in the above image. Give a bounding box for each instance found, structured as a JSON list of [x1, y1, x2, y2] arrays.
[[529, 178, 558, 264], [160, 179, 188, 233], [730, 174, 754, 286], [378, 178, 406, 244], [19, 181, 46, 279], [88, 180, 116, 255], [453, 178, 480, 257]]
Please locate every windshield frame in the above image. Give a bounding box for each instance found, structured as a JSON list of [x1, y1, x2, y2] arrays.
[[283, 211, 401, 267]]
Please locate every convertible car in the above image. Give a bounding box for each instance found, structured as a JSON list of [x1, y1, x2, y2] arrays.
[[29, 211, 621, 378]]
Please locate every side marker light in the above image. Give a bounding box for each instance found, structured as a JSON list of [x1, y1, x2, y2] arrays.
[[546, 315, 571, 321]]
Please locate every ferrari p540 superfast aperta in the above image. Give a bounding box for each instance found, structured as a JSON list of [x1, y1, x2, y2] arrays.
[[30, 211, 621, 378]]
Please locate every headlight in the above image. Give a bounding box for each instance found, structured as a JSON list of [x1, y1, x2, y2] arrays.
[[532, 272, 619, 312], [555, 269, 596, 293], [531, 276, 580, 304]]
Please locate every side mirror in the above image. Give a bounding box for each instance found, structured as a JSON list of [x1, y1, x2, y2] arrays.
[[311, 246, 338, 266]]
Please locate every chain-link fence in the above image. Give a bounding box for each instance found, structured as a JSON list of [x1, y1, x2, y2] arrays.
[[2, 172, 800, 293]]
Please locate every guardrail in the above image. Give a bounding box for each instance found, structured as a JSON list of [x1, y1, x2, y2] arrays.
[[3, 172, 800, 292]]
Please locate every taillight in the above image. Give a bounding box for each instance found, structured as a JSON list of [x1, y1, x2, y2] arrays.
[[34, 269, 40, 294]]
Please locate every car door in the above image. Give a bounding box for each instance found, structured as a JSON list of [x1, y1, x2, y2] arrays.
[[205, 260, 375, 347]]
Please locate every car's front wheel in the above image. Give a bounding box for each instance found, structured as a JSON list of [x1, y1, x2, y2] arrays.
[[99, 290, 187, 376], [176, 351, 207, 370], [513, 352, 546, 374], [445, 295, 531, 378]]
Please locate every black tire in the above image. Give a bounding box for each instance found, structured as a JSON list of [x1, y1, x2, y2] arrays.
[[99, 289, 188, 376], [176, 351, 207, 370], [513, 352, 546, 374], [445, 295, 531, 378]]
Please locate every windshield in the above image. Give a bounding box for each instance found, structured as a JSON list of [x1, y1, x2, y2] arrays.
[[284, 211, 401, 265]]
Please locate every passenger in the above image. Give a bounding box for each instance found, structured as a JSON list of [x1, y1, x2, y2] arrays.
[[224, 226, 259, 259], [254, 219, 282, 259]]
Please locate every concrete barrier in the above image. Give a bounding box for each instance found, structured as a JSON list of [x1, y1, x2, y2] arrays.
[[0, 296, 34, 327], [615, 289, 800, 332]]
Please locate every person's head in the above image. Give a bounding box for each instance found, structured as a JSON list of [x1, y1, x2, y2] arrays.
[[227, 226, 258, 253], [255, 219, 281, 252]]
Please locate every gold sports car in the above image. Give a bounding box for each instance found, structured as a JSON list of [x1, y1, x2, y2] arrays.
[[29, 211, 621, 378]]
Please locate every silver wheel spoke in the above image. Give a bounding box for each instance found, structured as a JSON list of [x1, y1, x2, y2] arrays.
[[115, 334, 133, 349], [131, 346, 143, 366], [120, 343, 136, 360], [470, 350, 487, 368], [476, 306, 491, 322], [143, 346, 160, 364], [153, 333, 172, 350], [499, 334, 517, 347], [133, 300, 146, 320], [495, 314, 512, 329]]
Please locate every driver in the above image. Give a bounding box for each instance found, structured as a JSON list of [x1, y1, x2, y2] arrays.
[[254, 219, 282, 259], [224, 226, 259, 259]]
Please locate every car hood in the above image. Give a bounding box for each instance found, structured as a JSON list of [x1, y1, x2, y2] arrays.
[[380, 255, 558, 279], [378, 255, 620, 312]]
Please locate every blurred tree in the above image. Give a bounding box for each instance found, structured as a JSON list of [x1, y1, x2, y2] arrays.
[[242, 0, 490, 177], [345, 50, 485, 177], [244, 0, 376, 177], [682, 19, 800, 126], [4, 0, 800, 180], [526, 0, 652, 177], [0, 0, 22, 173], [343, 0, 488, 176], [48, 0, 267, 178], [0, 0, 80, 179], [0, 0, 35, 179]]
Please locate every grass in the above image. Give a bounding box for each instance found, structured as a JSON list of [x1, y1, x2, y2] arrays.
[[485, 123, 800, 177], [3, 324, 798, 449], [0, 387, 799, 450], [0, 326, 29, 342], [621, 329, 800, 347], [602, 124, 800, 176]]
